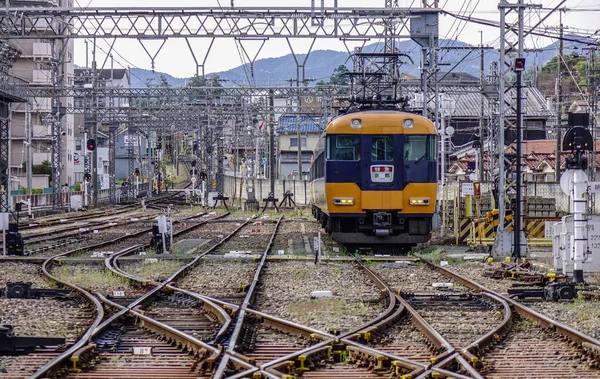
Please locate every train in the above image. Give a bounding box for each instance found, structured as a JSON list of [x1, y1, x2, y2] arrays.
[[310, 110, 438, 250]]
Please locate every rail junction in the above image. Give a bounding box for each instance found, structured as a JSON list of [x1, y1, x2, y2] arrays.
[[1, 0, 600, 378]]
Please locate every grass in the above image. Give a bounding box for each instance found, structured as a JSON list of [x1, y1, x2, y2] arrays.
[[330, 266, 343, 279], [363, 259, 381, 268], [124, 260, 184, 281], [288, 298, 374, 331], [291, 267, 308, 280], [411, 247, 471, 266], [513, 320, 537, 332], [52, 264, 130, 291]]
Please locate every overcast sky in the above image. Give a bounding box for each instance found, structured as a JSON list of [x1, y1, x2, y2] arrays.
[[73, 0, 600, 79]]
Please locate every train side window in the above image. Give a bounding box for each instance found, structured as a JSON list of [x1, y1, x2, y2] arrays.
[[371, 136, 393, 161], [405, 135, 435, 161], [327, 135, 360, 161]]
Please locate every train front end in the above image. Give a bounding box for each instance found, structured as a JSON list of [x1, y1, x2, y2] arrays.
[[322, 110, 437, 247]]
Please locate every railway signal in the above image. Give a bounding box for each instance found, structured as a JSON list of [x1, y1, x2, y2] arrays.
[[86, 139, 96, 151]]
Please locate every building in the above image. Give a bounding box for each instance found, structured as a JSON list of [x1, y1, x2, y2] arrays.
[[276, 114, 325, 179], [449, 139, 600, 182], [10, 0, 75, 190], [403, 72, 555, 147], [73, 68, 138, 188]]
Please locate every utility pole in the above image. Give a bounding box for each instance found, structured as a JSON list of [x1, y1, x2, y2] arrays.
[[555, 10, 564, 181], [25, 102, 32, 195], [492, 0, 533, 259], [269, 90, 275, 195], [479, 30, 485, 182], [91, 40, 98, 207]]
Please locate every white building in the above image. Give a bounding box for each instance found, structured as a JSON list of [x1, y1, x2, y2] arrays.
[[10, 0, 75, 191]]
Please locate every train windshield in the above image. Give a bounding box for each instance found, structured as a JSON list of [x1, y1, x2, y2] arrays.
[[371, 136, 394, 161], [327, 135, 360, 161], [404, 135, 436, 161]]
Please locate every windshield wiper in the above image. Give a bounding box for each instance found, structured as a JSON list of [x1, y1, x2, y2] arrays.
[[414, 155, 427, 164]]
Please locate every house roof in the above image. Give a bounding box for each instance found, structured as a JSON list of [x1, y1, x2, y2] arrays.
[[438, 71, 479, 83], [401, 83, 554, 119], [451, 139, 600, 173], [74, 68, 129, 82], [277, 114, 326, 134]]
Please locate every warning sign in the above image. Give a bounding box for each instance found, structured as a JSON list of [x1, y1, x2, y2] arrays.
[[461, 182, 474, 196]]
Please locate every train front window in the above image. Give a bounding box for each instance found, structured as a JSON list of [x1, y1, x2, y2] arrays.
[[327, 135, 360, 161], [371, 136, 393, 161], [404, 135, 436, 161]]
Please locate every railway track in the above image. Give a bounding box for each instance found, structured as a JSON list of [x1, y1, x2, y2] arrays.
[[6, 209, 600, 378]]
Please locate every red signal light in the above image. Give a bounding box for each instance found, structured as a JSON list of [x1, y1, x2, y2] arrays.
[[514, 58, 525, 72]]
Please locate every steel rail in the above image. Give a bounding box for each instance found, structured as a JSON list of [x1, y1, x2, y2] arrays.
[[213, 215, 283, 378], [107, 246, 232, 342], [256, 254, 430, 378], [28, 248, 110, 379], [28, 212, 231, 377], [95, 292, 221, 364], [419, 257, 600, 365]]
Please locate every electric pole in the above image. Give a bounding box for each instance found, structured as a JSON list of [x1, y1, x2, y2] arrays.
[[555, 10, 564, 181]]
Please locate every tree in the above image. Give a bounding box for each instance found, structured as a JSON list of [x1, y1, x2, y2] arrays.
[[329, 64, 350, 86], [159, 74, 171, 87], [187, 74, 223, 100]]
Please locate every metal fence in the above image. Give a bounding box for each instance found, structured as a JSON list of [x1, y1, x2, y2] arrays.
[[444, 181, 589, 214], [11, 182, 151, 210]]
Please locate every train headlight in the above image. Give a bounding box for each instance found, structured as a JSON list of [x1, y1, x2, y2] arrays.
[[409, 197, 430, 205], [403, 119, 414, 129], [351, 119, 362, 129], [334, 197, 354, 205]]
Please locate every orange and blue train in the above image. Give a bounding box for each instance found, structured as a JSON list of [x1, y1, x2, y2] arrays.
[[310, 110, 438, 249]]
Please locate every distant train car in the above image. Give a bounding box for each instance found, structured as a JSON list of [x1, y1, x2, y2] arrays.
[[310, 110, 437, 249]]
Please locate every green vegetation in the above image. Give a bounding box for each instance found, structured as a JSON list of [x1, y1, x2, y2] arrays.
[[411, 247, 468, 266], [513, 319, 537, 332], [52, 265, 130, 291], [316, 64, 350, 86], [123, 260, 183, 281], [536, 51, 600, 100], [363, 259, 381, 268]]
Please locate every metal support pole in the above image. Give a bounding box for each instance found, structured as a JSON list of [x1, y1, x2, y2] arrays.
[[555, 11, 564, 181], [128, 127, 136, 199], [108, 129, 116, 205], [91, 41, 98, 207], [0, 104, 9, 212], [515, 69, 523, 259], [572, 168, 587, 283], [50, 39, 62, 209], [269, 90, 275, 194], [440, 115, 446, 237], [25, 102, 32, 195], [479, 31, 485, 182]]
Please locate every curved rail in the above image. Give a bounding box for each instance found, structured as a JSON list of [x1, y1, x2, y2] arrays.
[[27, 211, 224, 377], [213, 215, 284, 378], [28, 249, 107, 379], [419, 256, 600, 368]]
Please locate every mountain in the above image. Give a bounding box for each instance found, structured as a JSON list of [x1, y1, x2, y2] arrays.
[[129, 69, 187, 88], [127, 38, 591, 88]]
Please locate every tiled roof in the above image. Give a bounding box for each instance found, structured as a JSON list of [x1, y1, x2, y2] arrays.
[[277, 114, 326, 134], [402, 84, 554, 119]]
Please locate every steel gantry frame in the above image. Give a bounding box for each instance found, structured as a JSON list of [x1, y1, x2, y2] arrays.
[[0, 6, 439, 40], [3, 4, 442, 208]]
